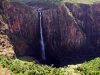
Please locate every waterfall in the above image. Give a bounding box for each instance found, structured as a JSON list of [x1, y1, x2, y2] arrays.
[[39, 10, 46, 60]]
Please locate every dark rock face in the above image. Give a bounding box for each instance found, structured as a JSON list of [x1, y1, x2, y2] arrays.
[[3, 2, 40, 58], [2, 1, 100, 66], [42, 5, 86, 64], [66, 3, 100, 55]]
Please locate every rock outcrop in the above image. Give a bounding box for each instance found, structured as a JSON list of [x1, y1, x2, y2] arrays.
[[0, 13, 15, 58], [1, 1, 100, 66], [3, 2, 41, 58]]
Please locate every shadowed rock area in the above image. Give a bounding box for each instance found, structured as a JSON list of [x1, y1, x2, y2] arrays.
[[1, 1, 100, 66], [3, 2, 40, 58]]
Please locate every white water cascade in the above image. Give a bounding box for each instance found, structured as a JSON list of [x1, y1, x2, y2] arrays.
[[39, 11, 46, 60]]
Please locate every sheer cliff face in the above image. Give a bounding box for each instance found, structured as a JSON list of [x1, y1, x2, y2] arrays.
[[42, 4, 100, 62], [66, 3, 100, 54], [3, 2, 40, 57], [42, 5, 86, 60], [2, 2, 100, 64]]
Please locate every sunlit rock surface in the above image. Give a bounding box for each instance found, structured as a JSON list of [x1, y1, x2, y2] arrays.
[[0, 14, 15, 58]]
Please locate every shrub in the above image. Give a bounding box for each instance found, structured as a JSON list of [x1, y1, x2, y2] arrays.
[[0, 56, 64, 75], [80, 58, 100, 75], [0, 56, 100, 75]]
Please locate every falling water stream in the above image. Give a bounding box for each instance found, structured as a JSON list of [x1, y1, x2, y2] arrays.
[[39, 10, 46, 61]]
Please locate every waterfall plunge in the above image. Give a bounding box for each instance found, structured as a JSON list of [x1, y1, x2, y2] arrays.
[[39, 11, 46, 60]]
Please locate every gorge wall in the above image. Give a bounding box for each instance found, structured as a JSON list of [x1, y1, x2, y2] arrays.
[[1, 1, 100, 66]]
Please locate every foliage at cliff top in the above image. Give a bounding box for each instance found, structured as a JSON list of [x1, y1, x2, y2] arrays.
[[65, 0, 100, 4], [0, 56, 100, 75], [27, 0, 64, 8], [11, 0, 100, 4], [7, 0, 100, 8]]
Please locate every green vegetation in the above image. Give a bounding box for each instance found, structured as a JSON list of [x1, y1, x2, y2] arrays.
[[27, 0, 64, 8], [27, 0, 100, 8], [0, 56, 100, 75], [0, 56, 64, 75], [11, 0, 100, 4], [10, 0, 100, 8], [81, 58, 100, 75], [64, 0, 100, 4]]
